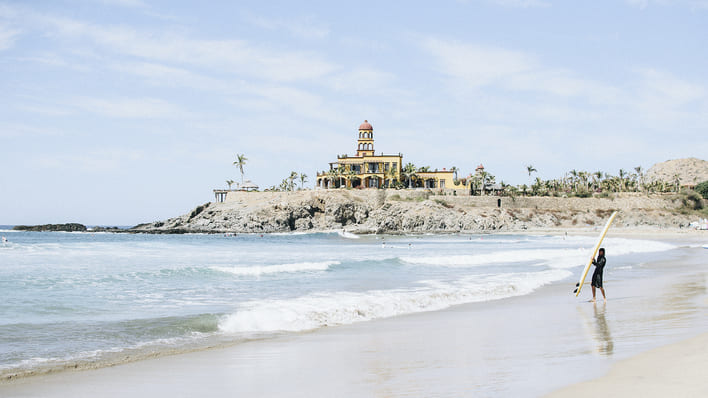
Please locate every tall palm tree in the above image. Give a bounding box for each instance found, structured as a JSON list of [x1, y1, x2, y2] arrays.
[[634, 166, 644, 191], [386, 166, 397, 188], [526, 165, 537, 178], [569, 169, 578, 192], [618, 169, 628, 192], [288, 171, 298, 191], [326, 169, 337, 189], [299, 173, 308, 190], [338, 165, 346, 188], [346, 168, 357, 188], [233, 154, 248, 185], [402, 163, 417, 189], [478, 171, 489, 195], [593, 171, 603, 190]]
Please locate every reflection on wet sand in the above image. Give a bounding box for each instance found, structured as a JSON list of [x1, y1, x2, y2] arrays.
[[593, 303, 613, 356]]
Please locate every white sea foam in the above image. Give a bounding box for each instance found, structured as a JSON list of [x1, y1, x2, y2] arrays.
[[211, 261, 339, 276], [337, 230, 360, 239], [400, 238, 677, 270], [218, 269, 571, 333]]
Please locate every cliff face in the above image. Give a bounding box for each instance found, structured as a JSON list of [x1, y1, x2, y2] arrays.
[[130, 190, 700, 234]]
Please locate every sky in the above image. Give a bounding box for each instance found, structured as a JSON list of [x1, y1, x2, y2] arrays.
[[1, 0, 707, 225]]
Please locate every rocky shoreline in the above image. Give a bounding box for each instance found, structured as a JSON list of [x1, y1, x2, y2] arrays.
[[13, 223, 88, 232], [129, 190, 704, 234]]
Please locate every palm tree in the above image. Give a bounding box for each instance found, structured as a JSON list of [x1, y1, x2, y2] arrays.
[[634, 166, 644, 191], [402, 163, 417, 189], [451, 166, 459, 180], [593, 171, 603, 191], [478, 170, 489, 195], [673, 173, 681, 192], [326, 169, 337, 189], [569, 169, 578, 192], [299, 173, 308, 190], [526, 165, 537, 176], [618, 169, 628, 192], [338, 165, 346, 188], [346, 168, 357, 188], [233, 154, 248, 185], [526, 165, 537, 184], [386, 166, 398, 188], [287, 171, 298, 191], [226, 179, 235, 190]]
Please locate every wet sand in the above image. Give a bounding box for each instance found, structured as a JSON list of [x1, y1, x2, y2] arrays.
[[547, 332, 708, 397], [2, 238, 707, 397]]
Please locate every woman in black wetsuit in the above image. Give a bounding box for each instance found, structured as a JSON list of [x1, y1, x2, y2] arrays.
[[591, 248, 607, 302]]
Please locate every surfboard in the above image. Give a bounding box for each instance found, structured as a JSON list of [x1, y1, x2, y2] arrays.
[[574, 211, 618, 297]]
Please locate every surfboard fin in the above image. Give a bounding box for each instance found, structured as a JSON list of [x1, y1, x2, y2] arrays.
[[573, 288, 578, 294], [575, 282, 580, 287]]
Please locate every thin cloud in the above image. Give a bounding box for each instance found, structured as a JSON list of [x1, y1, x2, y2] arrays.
[[248, 14, 330, 40], [69, 96, 184, 118], [488, 0, 551, 7], [421, 37, 537, 88], [625, 0, 708, 9], [38, 15, 337, 82], [0, 25, 19, 51]]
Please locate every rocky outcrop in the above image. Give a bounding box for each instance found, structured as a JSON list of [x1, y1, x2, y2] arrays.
[[13, 223, 87, 232], [129, 190, 702, 234]]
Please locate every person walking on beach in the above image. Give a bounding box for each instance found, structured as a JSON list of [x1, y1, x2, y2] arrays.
[[591, 248, 607, 302]]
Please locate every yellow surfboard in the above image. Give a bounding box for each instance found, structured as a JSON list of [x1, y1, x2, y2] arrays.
[[574, 211, 618, 297]]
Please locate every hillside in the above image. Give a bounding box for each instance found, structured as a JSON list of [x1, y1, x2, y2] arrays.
[[645, 157, 708, 186]]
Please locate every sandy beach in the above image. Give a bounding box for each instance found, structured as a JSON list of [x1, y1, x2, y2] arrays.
[[4, 210, 705, 395], [1, 231, 706, 398]]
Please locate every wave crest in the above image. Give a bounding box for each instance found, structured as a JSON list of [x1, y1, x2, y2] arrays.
[[211, 261, 339, 276]]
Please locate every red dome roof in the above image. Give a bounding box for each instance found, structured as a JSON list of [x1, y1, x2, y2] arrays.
[[358, 120, 373, 130]]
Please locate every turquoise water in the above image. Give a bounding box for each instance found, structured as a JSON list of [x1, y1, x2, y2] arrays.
[[0, 230, 678, 376]]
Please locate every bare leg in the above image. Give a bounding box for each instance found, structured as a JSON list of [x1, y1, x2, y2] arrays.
[[590, 286, 596, 302], [600, 287, 606, 302]]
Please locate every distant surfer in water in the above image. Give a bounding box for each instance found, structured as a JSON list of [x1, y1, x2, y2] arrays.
[[590, 248, 607, 302]]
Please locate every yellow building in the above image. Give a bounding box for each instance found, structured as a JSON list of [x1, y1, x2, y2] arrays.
[[316, 120, 456, 190]]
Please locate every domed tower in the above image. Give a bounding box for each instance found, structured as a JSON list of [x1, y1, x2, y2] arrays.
[[356, 120, 374, 157]]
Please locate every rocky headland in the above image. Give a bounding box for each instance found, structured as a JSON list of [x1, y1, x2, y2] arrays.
[[130, 190, 705, 234], [13, 223, 88, 232]]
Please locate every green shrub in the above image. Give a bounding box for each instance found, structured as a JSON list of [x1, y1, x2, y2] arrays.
[[433, 199, 454, 208], [682, 191, 704, 210], [696, 180, 708, 199]]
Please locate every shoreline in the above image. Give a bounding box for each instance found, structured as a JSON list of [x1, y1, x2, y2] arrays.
[[2, 235, 707, 397], [546, 331, 708, 397]]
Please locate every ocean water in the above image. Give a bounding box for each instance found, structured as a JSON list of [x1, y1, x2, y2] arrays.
[[0, 230, 678, 377]]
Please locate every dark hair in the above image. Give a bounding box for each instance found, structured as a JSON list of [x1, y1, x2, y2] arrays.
[[599, 248, 605, 254]]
